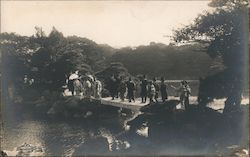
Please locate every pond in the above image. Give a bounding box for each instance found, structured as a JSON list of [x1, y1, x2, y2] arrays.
[[2, 101, 140, 156]]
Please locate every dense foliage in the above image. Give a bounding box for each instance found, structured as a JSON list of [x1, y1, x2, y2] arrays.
[[108, 43, 215, 79], [1, 27, 116, 96], [173, 0, 249, 111]]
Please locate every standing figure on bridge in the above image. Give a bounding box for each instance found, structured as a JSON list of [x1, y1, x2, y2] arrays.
[[68, 71, 79, 96], [93, 77, 102, 99], [153, 78, 160, 102], [114, 74, 121, 99], [109, 75, 117, 100], [148, 81, 156, 103], [140, 75, 148, 103], [127, 77, 135, 103], [73, 78, 83, 96], [160, 77, 168, 102], [178, 80, 191, 109], [84, 76, 93, 99], [118, 76, 127, 101]]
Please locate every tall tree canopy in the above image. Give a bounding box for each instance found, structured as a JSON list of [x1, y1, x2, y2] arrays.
[[173, 0, 249, 112], [0, 27, 113, 94], [174, 0, 248, 68]]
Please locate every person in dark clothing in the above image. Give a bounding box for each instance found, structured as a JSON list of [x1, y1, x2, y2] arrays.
[[109, 75, 117, 100], [68, 72, 75, 96], [118, 76, 127, 101], [68, 79, 75, 95], [160, 77, 168, 102], [140, 75, 148, 103], [114, 74, 121, 98], [68, 80, 74, 95], [153, 78, 160, 102], [127, 77, 135, 102]]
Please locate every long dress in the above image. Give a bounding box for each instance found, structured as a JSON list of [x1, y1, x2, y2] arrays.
[[109, 77, 117, 99], [119, 81, 127, 101], [94, 80, 102, 99], [160, 82, 168, 102], [140, 79, 148, 102], [127, 81, 135, 102], [68, 80, 74, 95], [84, 80, 92, 98], [179, 85, 191, 109], [73, 79, 83, 96], [148, 84, 156, 102]]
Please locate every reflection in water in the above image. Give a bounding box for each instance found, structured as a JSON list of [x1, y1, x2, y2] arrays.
[[2, 102, 139, 156], [99, 128, 131, 152], [3, 120, 45, 150], [3, 120, 46, 156]]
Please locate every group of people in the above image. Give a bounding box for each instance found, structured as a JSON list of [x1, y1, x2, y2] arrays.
[[108, 75, 170, 103], [108, 74, 191, 108], [66, 71, 192, 109], [140, 75, 168, 103], [109, 75, 136, 102], [67, 71, 102, 99]]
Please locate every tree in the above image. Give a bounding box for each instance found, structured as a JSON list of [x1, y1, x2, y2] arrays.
[[1, 27, 116, 97], [173, 0, 249, 112], [0, 33, 33, 82]]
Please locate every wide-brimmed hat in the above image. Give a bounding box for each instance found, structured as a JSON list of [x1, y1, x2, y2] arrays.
[[87, 75, 94, 81], [69, 73, 79, 80]]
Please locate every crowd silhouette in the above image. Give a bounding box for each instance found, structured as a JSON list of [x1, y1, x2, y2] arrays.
[[66, 71, 102, 99], [108, 74, 191, 106], [65, 71, 191, 108]]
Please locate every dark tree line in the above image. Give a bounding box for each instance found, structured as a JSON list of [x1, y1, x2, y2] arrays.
[[108, 43, 214, 80]]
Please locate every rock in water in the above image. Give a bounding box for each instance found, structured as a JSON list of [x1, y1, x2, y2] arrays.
[[140, 100, 180, 114], [16, 143, 45, 156], [47, 96, 122, 119]]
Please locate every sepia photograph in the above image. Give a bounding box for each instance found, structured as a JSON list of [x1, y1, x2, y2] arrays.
[[0, 0, 249, 156]]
